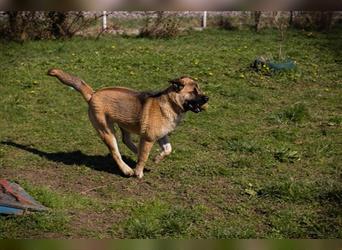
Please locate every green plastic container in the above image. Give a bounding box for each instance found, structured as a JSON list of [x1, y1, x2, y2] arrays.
[[267, 60, 296, 72]]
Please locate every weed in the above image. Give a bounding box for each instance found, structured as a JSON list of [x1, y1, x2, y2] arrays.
[[270, 129, 296, 142], [273, 147, 300, 163], [226, 137, 261, 153], [328, 116, 341, 126], [229, 156, 254, 168], [257, 179, 318, 202], [270, 103, 309, 124]]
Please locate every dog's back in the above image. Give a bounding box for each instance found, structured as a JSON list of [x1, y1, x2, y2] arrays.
[[89, 87, 143, 134]]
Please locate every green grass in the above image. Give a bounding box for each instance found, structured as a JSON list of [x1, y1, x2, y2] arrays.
[[0, 27, 341, 239], [111, 200, 205, 238], [269, 103, 310, 124]]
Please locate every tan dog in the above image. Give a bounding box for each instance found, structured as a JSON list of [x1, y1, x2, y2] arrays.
[[47, 69, 208, 178]]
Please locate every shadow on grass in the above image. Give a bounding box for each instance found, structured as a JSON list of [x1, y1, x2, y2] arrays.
[[1, 140, 137, 177]]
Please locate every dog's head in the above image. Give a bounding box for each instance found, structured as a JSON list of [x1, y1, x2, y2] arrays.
[[169, 76, 209, 113]]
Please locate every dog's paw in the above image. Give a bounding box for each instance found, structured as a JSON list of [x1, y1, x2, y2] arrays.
[[123, 168, 135, 177], [134, 169, 144, 179]]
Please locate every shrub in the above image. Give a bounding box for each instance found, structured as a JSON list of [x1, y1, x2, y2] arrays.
[[0, 11, 99, 41], [216, 16, 241, 30], [292, 11, 335, 30], [139, 11, 181, 39]]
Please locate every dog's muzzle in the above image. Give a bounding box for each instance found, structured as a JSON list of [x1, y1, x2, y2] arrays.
[[184, 95, 209, 113]]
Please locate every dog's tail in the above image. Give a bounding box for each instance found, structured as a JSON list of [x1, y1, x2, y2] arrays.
[[47, 68, 94, 102]]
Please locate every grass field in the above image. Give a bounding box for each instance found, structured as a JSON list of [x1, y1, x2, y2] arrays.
[[0, 28, 341, 239]]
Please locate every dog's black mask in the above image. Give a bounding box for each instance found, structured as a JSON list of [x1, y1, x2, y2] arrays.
[[184, 95, 209, 113]]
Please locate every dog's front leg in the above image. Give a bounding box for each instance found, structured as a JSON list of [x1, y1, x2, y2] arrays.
[[134, 138, 154, 179], [154, 135, 172, 164]]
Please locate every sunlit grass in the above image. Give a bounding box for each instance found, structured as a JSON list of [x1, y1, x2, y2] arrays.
[[0, 27, 341, 238]]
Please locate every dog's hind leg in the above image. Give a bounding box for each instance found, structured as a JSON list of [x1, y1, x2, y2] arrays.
[[88, 111, 134, 176], [153, 135, 172, 164], [100, 129, 135, 176], [120, 128, 138, 155]]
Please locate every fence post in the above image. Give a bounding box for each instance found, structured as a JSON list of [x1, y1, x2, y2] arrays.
[[102, 11, 107, 30], [202, 11, 207, 29]]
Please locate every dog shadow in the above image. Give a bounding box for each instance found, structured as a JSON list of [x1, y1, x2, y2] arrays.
[[1, 140, 136, 177]]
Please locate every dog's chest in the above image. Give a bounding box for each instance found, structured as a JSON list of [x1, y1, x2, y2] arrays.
[[145, 111, 183, 140], [161, 113, 183, 135], [142, 98, 184, 140]]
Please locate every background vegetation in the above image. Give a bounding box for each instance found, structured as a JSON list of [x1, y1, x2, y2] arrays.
[[0, 11, 340, 41]]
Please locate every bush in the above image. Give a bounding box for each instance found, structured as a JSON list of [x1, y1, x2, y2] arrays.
[[292, 11, 335, 30], [0, 11, 99, 42], [139, 11, 181, 38], [216, 16, 241, 30]]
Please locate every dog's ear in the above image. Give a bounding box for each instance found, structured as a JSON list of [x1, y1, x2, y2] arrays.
[[169, 78, 184, 92]]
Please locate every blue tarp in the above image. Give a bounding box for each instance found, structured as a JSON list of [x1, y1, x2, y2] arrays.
[[0, 179, 47, 215]]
